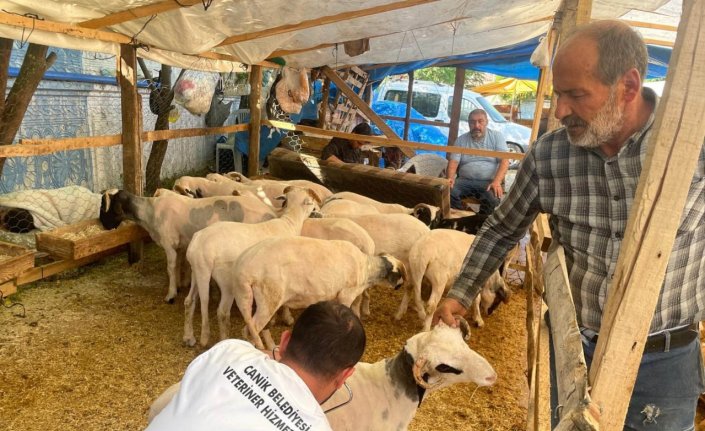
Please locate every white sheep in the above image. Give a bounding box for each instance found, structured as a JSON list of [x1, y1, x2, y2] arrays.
[[205, 173, 332, 204], [397, 228, 509, 330], [217, 236, 406, 349], [99, 189, 277, 303], [147, 320, 496, 431], [324, 191, 413, 214], [183, 187, 318, 347], [319, 198, 381, 217], [300, 217, 376, 317]]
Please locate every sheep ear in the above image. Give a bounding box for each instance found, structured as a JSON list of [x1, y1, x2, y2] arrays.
[[282, 185, 294, 194], [306, 188, 322, 205], [232, 190, 241, 197], [275, 194, 287, 201], [173, 184, 189, 196]]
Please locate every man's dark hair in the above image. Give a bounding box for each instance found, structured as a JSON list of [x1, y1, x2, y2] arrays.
[[351, 122, 374, 136], [283, 301, 366, 378]]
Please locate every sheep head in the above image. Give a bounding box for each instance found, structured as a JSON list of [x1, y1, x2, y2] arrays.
[[406, 320, 496, 391], [480, 271, 511, 316], [378, 254, 406, 290], [100, 189, 128, 230], [411, 204, 441, 228]]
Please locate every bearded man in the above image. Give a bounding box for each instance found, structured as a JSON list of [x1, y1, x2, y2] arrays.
[[434, 20, 705, 431], [447, 109, 509, 215]]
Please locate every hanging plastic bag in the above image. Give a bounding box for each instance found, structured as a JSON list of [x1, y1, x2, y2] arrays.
[[274, 67, 310, 114], [530, 35, 551, 68], [173, 70, 219, 116]]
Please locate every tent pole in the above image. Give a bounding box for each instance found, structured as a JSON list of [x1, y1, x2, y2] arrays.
[[448, 66, 465, 148], [248, 65, 263, 177], [117, 43, 143, 264], [403, 71, 414, 140]]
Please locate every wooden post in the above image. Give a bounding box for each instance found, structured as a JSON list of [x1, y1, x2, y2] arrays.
[[117, 43, 143, 264], [403, 71, 414, 140], [318, 77, 331, 128], [321, 66, 415, 157], [248, 65, 263, 177], [447, 66, 465, 146], [546, 0, 593, 132], [589, 1, 705, 429], [530, 27, 556, 143]]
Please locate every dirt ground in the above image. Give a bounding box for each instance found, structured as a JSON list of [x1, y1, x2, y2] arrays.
[[1, 243, 530, 431]]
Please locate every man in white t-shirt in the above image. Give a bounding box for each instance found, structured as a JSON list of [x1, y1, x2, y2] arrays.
[[146, 301, 366, 431], [447, 109, 509, 215]]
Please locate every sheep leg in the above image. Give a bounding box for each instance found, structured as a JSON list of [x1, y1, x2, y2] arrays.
[[361, 290, 371, 318], [164, 247, 179, 303], [277, 306, 294, 326], [422, 283, 446, 331], [394, 280, 414, 321], [350, 295, 362, 318], [217, 289, 236, 343], [469, 295, 485, 328], [193, 271, 212, 347], [183, 277, 199, 347], [233, 284, 265, 349]]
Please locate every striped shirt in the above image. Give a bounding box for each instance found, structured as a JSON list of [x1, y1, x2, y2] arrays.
[[448, 89, 705, 332]]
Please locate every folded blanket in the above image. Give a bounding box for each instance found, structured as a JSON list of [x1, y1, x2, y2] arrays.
[[0, 185, 101, 231]]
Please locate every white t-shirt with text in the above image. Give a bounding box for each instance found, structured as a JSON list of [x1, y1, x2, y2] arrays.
[[147, 339, 332, 431]]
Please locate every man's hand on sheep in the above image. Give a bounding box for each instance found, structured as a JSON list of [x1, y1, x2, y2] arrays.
[[432, 298, 468, 328]]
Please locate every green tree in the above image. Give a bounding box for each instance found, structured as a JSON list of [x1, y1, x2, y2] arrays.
[[414, 67, 485, 88]]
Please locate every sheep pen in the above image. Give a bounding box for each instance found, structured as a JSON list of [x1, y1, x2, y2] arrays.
[[1, 243, 530, 431]]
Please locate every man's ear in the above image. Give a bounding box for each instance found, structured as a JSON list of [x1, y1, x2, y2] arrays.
[[278, 330, 292, 358], [334, 366, 356, 390], [621, 67, 642, 103]]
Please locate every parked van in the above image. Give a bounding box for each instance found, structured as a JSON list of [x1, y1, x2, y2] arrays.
[[375, 79, 532, 157]]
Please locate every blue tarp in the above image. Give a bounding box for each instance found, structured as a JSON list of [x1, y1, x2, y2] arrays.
[[367, 36, 672, 85], [370, 101, 448, 157]]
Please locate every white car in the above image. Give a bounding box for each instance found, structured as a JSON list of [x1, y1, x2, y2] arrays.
[[376, 79, 531, 167]]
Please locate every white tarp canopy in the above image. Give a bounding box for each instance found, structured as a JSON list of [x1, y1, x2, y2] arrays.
[[0, 0, 681, 71]]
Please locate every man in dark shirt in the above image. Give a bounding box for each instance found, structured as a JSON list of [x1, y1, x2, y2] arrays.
[[321, 122, 374, 164]]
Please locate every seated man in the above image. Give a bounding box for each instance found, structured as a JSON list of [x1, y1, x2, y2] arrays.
[[321, 122, 374, 164], [146, 301, 366, 431], [447, 109, 509, 215]]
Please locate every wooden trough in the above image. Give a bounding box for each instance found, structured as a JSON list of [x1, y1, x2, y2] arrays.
[[35, 219, 149, 261], [0, 240, 34, 284]]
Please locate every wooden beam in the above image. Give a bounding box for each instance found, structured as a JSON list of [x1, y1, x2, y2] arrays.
[[546, 0, 593, 132], [403, 72, 414, 140], [142, 124, 248, 141], [318, 77, 331, 128], [619, 19, 678, 32], [118, 44, 143, 263], [0, 11, 132, 44], [531, 27, 556, 143], [380, 115, 450, 128], [78, 0, 202, 29], [448, 67, 465, 145], [0, 12, 261, 70], [544, 245, 600, 430], [262, 120, 524, 160], [321, 66, 415, 157], [589, 2, 705, 429], [215, 0, 436, 47], [642, 37, 675, 47], [248, 65, 263, 177]]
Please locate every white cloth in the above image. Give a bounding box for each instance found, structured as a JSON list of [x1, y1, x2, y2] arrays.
[[450, 128, 508, 181], [0, 185, 101, 231], [147, 340, 332, 431]]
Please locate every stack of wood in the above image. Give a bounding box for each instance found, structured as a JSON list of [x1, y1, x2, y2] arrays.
[[326, 66, 369, 132]]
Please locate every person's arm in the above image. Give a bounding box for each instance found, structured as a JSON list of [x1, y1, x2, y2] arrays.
[[433, 146, 541, 326], [487, 159, 509, 198], [325, 154, 345, 164], [447, 159, 459, 188]]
